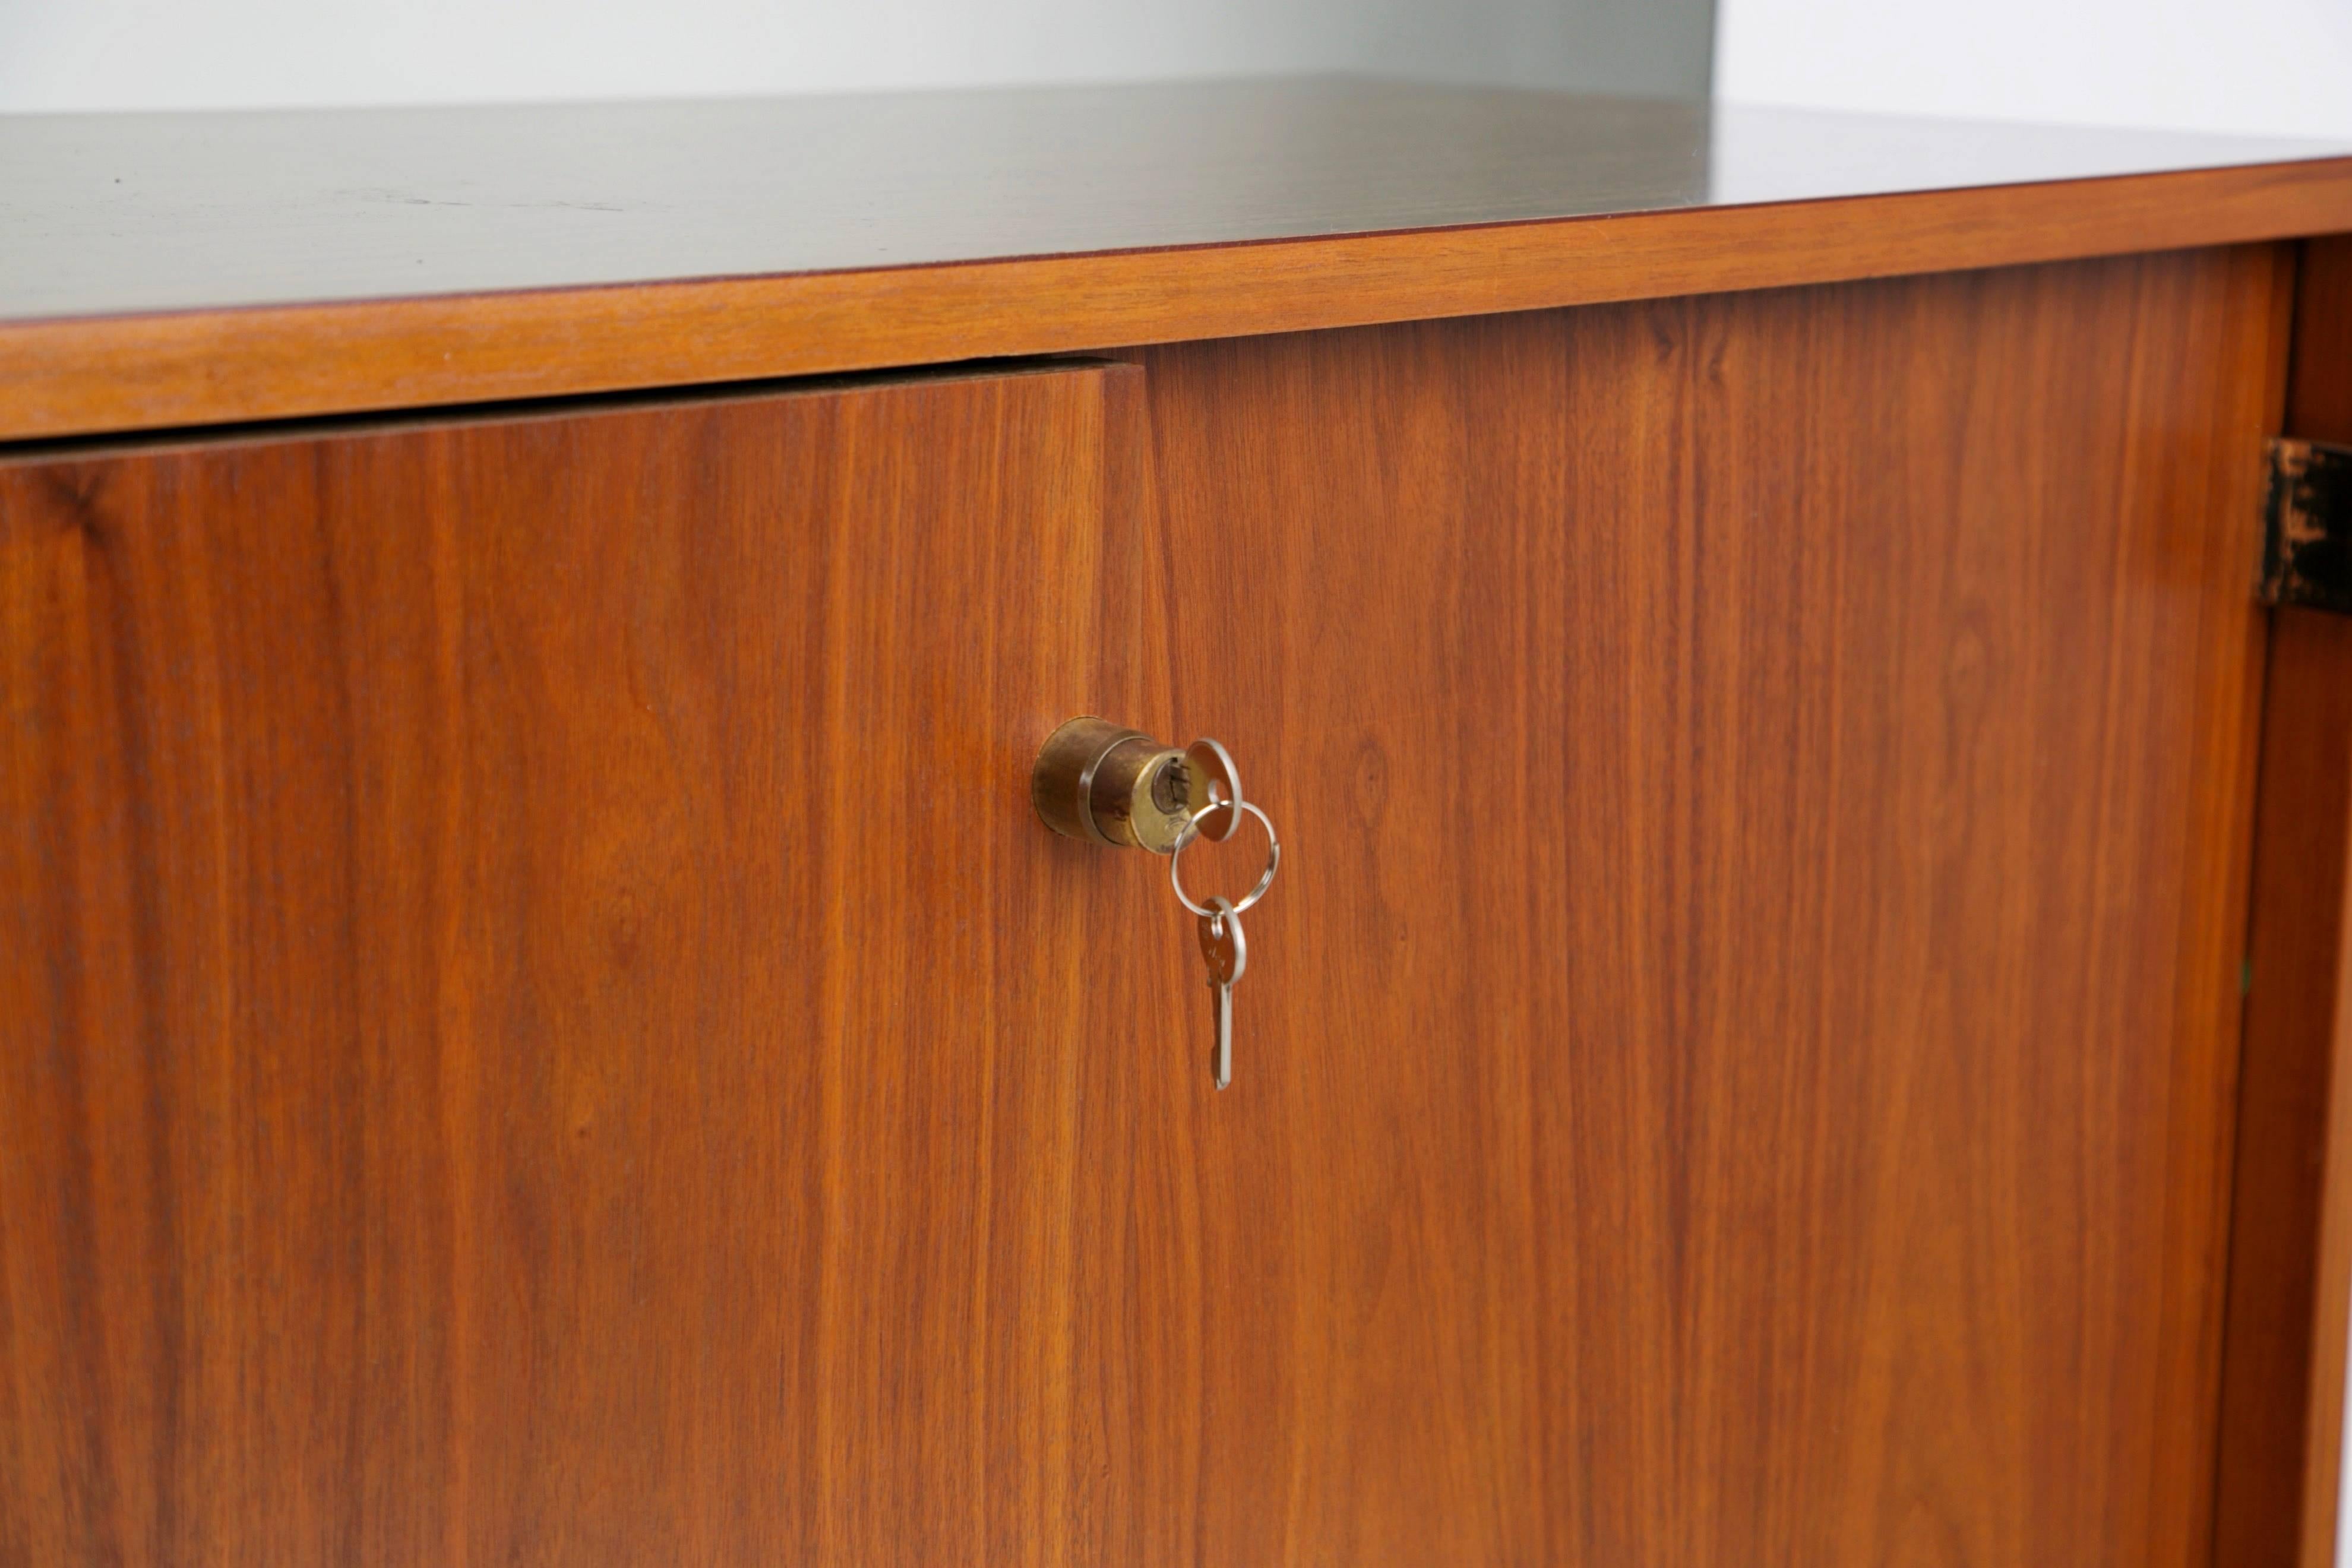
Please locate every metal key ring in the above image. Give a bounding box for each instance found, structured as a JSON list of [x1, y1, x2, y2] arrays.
[[1169, 798, 1280, 918]]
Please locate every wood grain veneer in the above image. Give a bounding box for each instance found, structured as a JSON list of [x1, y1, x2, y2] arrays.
[[0, 360, 1175, 1564], [1127, 245, 2281, 1567], [2212, 234, 2352, 1568], [0, 245, 2287, 1563], [1, 81, 2348, 440]]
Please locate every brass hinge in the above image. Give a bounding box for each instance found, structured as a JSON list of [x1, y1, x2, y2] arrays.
[[2260, 438, 2352, 612]]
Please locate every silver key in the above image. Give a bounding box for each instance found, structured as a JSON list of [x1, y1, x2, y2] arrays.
[[1197, 895, 1247, 1090], [1184, 737, 1245, 843]]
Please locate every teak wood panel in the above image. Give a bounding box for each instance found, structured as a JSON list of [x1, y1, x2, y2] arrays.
[[0, 362, 1179, 1564], [1126, 246, 2280, 1566], [2213, 233, 2352, 1568], [0, 247, 2291, 1566]]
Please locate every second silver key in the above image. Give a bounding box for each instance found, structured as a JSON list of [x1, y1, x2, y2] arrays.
[[1197, 895, 1247, 1090]]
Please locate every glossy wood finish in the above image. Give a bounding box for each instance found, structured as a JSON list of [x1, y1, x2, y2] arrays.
[[2, 82, 2350, 440], [2213, 234, 2352, 1568], [2217, 611, 2352, 1568], [0, 361, 1180, 1563], [0, 248, 2293, 1564], [1128, 246, 2281, 1566], [2288, 237, 2352, 439]]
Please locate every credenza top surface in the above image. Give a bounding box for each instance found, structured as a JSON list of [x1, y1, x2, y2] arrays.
[[4, 78, 2351, 442], [3, 78, 2345, 323]]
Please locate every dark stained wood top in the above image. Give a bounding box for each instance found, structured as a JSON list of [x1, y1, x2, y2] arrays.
[[5, 80, 2345, 321], [3, 78, 2350, 439]]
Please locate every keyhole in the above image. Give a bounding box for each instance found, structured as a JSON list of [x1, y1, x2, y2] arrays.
[[1150, 757, 1190, 815]]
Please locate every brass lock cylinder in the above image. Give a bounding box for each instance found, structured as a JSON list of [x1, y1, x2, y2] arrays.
[[1032, 716, 1205, 853]]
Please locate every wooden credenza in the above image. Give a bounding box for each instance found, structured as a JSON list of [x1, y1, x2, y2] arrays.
[[7, 82, 2352, 1567]]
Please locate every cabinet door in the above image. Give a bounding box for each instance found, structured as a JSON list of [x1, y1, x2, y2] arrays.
[[0, 362, 1175, 1563], [1131, 245, 2289, 1567]]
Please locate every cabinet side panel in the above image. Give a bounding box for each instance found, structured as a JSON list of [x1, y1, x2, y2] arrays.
[[2214, 232, 2352, 1568]]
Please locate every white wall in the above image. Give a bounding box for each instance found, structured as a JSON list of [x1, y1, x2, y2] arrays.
[[0, 0, 1713, 112], [1719, 0, 2352, 138]]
